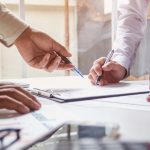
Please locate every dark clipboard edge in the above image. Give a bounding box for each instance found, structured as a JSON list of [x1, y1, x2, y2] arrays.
[[33, 91, 150, 103]]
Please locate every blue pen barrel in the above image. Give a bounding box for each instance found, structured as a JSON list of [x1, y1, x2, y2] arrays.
[[73, 67, 84, 78]]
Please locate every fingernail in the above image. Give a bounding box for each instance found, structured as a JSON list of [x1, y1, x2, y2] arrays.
[[102, 65, 107, 69], [100, 81, 104, 86], [57, 56, 61, 60], [56, 57, 61, 64], [22, 107, 30, 114], [32, 104, 40, 110], [33, 97, 41, 105], [67, 52, 72, 56], [34, 102, 41, 110]]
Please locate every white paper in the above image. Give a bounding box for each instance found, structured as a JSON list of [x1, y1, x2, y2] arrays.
[[30, 77, 149, 101], [0, 105, 64, 150]]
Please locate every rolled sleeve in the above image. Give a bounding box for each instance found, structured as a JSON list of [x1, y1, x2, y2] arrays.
[[0, 2, 28, 47]]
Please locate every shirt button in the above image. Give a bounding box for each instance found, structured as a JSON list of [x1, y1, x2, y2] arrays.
[[0, 34, 4, 40]]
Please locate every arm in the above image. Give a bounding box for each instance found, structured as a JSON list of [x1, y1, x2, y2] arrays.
[[0, 2, 73, 72], [0, 2, 73, 113], [0, 2, 28, 46], [88, 0, 149, 85], [0, 2, 40, 114], [112, 0, 149, 71]]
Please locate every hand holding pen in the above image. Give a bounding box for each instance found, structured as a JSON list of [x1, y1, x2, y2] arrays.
[[88, 49, 127, 86], [53, 51, 84, 78], [96, 50, 114, 85]]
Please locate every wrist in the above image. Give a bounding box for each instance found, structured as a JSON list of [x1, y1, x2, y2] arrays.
[[123, 67, 129, 79], [14, 26, 32, 47]]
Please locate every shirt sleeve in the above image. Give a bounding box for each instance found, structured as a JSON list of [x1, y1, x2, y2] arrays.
[[112, 0, 149, 72], [0, 2, 28, 47]]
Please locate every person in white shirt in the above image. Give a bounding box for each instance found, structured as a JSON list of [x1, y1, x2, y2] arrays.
[[0, 2, 73, 113], [88, 0, 150, 101]]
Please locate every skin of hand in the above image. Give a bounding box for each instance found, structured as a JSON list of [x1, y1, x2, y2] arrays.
[[88, 57, 127, 86], [15, 27, 74, 72], [0, 82, 41, 114], [147, 94, 150, 101]]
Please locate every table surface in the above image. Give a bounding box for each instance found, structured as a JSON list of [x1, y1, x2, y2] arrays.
[[0, 76, 150, 149]]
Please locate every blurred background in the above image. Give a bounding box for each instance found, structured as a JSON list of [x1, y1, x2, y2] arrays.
[[0, 0, 150, 80]]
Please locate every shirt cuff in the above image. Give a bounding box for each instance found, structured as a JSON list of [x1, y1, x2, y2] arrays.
[[111, 50, 131, 77], [0, 3, 28, 46]]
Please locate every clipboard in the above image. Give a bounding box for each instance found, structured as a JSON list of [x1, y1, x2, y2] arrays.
[[29, 81, 150, 103]]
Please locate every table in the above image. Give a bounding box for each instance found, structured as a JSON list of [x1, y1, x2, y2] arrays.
[[0, 76, 150, 150]]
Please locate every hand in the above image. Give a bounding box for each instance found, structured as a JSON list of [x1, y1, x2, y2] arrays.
[[147, 94, 150, 102], [0, 82, 41, 114], [88, 57, 127, 85], [15, 27, 74, 72]]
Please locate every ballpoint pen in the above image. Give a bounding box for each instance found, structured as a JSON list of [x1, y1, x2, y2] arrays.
[[96, 49, 114, 85], [54, 52, 84, 78], [29, 88, 52, 98]]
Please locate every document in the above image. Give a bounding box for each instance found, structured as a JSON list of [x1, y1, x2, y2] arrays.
[[0, 105, 64, 150], [29, 76, 150, 103]]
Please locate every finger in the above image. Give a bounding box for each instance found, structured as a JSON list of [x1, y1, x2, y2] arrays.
[[27, 44, 56, 69], [44, 56, 61, 72], [88, 73, 93, 81], [99, 79, 109, 86], [94, 64, 103, 76], [0, 85, 41, 105], [57, 63, 74, 70], [91, 80, 95, 85], [15, 86, 41, 105], [29, 53, 55, 69], [94, 57, 106, 66], [147, 94, 150, 102], [88, 74, 95, 85], [0, 82, 15, 86], [52, 40, 72, 57], [38, 53, 51, 68], [89, 68, 98, 82], [92, 58, 105, 80], [0, 96, 30, 114], [0, 88, 41, 110]]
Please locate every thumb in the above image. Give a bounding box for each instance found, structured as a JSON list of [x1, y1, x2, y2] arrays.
[[102, 62, 120, 71]]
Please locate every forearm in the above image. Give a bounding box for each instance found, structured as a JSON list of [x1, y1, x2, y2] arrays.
[[112, 0, 149, 72], [0, 2, 28, 47]]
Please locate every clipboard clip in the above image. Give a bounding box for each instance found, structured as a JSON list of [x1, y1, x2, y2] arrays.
[[29, 88, 54, 98]]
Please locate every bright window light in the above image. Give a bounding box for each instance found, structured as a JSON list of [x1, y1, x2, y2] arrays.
[[104, 0, 112, 14]]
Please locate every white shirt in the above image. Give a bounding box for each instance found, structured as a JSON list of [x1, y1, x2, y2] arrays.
[[112, 0, 149, 72], [0, 2, 28, 46]]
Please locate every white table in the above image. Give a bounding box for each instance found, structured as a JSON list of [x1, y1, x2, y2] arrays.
[[0, 76, 150, 149]]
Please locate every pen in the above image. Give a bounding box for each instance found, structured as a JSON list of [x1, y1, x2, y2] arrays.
[[96, 49, 114, 85], [55, 52, 84, 78], [29, 88, 52, 97]]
